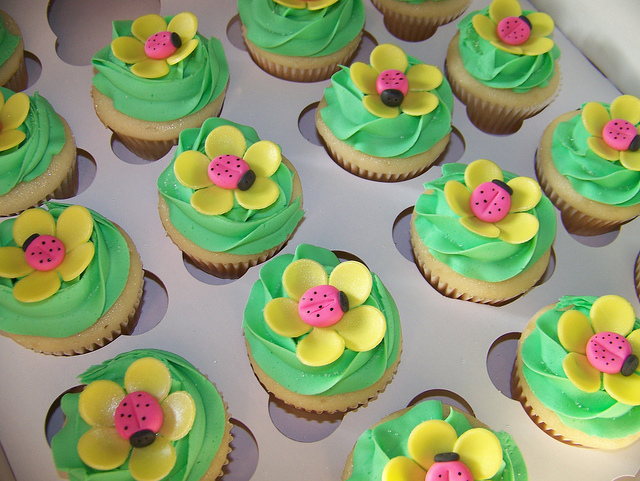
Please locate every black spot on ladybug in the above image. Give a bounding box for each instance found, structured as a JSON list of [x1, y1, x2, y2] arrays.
[[237, 170, 256, 191], [381, 89, 404, 108]]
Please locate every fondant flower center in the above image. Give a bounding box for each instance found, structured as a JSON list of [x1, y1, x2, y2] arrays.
[[586, 332, 639, 376], [114, 391, 164, 448], [208, 155, 256, 191], [496, 16, 531, 45], [298, 284, 349, 328], [144, 31, 182, 60], [23, 234, 66, 272], [602, 119, 640, 152], [376, 69, 409, 108], [469, 180, 513, 223], [426, 452, 473, 481]]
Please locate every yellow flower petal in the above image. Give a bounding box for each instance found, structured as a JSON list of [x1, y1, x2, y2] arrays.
[[489, 0, 522, 23], [563, 352, 601, 393], [620, 150, 640, 171], [557, 309, 594, 354], [610, 95, 640, 125], [166, 38, 198, 65], [334, 305, 386, 352], [282, 259, 328, 301], [329, 261, 372, 308], [204, 126, 247, 160], [128, 436, 176, 481], [1, 92, 29, 131], [460, 216, 501, 238], [582, 101, 611, 136], [167, 12, 197, 43], [520, 36, 555, 56], [370, 44, 408, 74], [56, 242, 95, 282], [0, 129, 26, 151], [110, 36, 147, 64], [527, 12, 554, 38], [444, 181, 473, 217], [131, 59, 170, 79], [406, 64, 443, 92], [407, 420, 457, 472], [234, 177, 280, 210], [465, 159, 503, 191], [590, 295, 636, 336], [190, 185, 234, 216], [588, 136, 620, 161], [264, 297, 312, 338], [508, 176, 541, 212], [78, 380, 126, 427], [307, 0, 340, 9], [603, 372, 640, 405], [350, 62, 378, 95], [274, 0, 307, 8], [77, 426, 131, 471], [495, 212, 539, 244], [174, 150, 212, 189], [12, 208, 55, 247], [363, 95, 400, 119], [627, 329, 640, 355], [158, 391, 196, 441], [454, 428, 503, 480], [56, 205, 93, 252], [243, 140, 281, 178], [381, 456, 426, 481], [296, 327, 345, 366], [0, 246, 33, 278], [13, 270, 60, 303], [124, 357, 172, 402], [131, 14, 167, 43], [472, 14, 500, 42], [401, 91, 439, 117]]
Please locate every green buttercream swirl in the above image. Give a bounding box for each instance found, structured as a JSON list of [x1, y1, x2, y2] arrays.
[[320, 59, 453, 158], [551, 106, 640, 206], [0, 14, 19, 67], [521, 296, 640, 438], [157, 117, 304, 256], [457, 8, 560, 93], [237, 0, 365, 57], [0, 87, 66, 196], [413, 163, 556, 282], [243, 244, 401, 396], [91, 16, 229, 122], [347, 400, 527, 481], [51, 349, 227, 481], [0, 202, 130, 337]]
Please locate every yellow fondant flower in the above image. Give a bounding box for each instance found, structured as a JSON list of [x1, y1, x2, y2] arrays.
[[111, 12, 199, 79], [174, 125, 282, 216], [557, 295, 640, 406], [581, 95, 640, 170], [382, 420, 503, 481], [0, 90, 29, 152], [76, 357, 196, 481], [273, 0, 339, 9], [472, 0, 555, 56], [0, 206, 95, 303], [350, 44, 443, 119], [444, 159, 542, 244], [264, 259, 386, 366]]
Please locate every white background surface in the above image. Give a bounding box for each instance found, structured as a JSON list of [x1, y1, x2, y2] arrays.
[[1, 0, 640, 480]]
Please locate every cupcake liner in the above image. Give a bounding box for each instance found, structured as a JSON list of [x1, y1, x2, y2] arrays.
[[3, 54, 27, 92], [115, 134, 177, 161], [635, 253, 640, 302]]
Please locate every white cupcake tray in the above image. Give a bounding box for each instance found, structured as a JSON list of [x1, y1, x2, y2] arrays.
[[1, 0, 639, 480]]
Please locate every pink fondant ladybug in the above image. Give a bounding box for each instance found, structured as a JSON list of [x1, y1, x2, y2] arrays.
[[469, 180, 512, 223], [145, 31, 182, 60], [298, 285, 349, 328], [114, 391, 164, 448], [496, 16, 532, 46], [376, 70, 409, 108], [23, 234, 66, 271], [602, 120, 640, 152], [586, 332, 638, 376], [208, 155, 256, 191], [425, 453, 473, 481]]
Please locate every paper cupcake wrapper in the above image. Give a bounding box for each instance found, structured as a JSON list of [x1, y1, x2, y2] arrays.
[[3, 54, 27, 92]]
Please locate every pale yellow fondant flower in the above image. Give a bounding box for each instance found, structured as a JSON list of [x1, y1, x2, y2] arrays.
[[0, 90, 29, 152], [274, 0, 339, 9]]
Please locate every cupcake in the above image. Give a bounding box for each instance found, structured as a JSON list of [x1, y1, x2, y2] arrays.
[[536, 95, 640, 236], [237, 0, 364, 82], [91, 12, 229, 160], [512, 295, 640, 449], [410, 159, 556, 305], [157, 117, 304, 279], [371, 0, 472, 42], [51, 349, 233, 481], [0, 202, 144, 355], [243, 244, 402, 413], [0, 10, 27, 91], [445, 0, 561, 134], [316, 43, 453, 182], [343, 399, 527, 480], [0, 87, 77, 217]]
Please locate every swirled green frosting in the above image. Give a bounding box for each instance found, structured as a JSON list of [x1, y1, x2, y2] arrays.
[[0, 14, 19, 67], [91, 16, 229, 122], [237, 0, 364, 57], [551, 107, 640, 206], [0, 87, 66, 196], [157, 117, 304, 256], [521, 296, 640, 438], [347, 400, 527, 480], [457, 8, 560, 93], [243, 244, 401, 396], [320, 59, 453, 158], [413, 163, 556, 282], [51, 349, 227, 481], [0, 202, 130, 337]]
